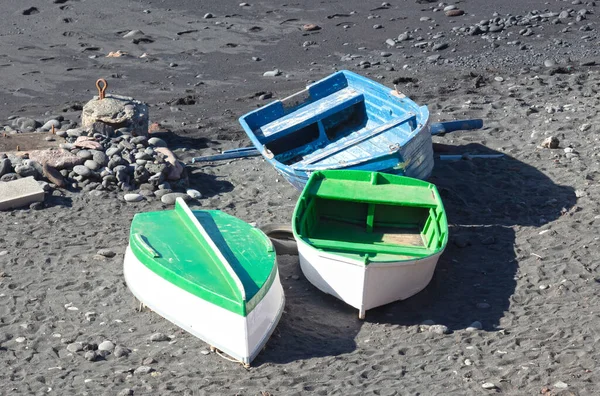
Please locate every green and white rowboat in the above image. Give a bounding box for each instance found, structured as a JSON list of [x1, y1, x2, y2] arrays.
[[293, 170, 448, 319], [124, 198, 284, 365]]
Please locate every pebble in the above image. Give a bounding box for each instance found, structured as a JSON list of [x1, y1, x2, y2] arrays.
[[302, 24, 321, 31], [444, 5, 457, 11], [117, 389, 133, 396], [113, 345, 131, 358], [467, 321, 483, 331], [73, 165, 92, 177], [98, 249, 116, 258], [124, 193, 144, 203], [445, 9, 465, 17], [263, 69, 281, 77], [200, 350, 210, 355], [542, 136, 559, 149], [385, 38, 396, 46], [15, 337, 26, 343], [67, 342, 83, 353], [150, 332, 169, 342], [494, 76, 504, 82], [186, 189, 202, 199], [142, 357, 156, 365], [429, 325, 450, 335], [41, 119, 61, 131], [148, 137, 167, 147], [84, 159, 101, 171], [554, 381, 568, 389], [98, 340, 115, 352], [544, 59, 556, 68], [84, 351, 97, 361], [482, 382, 496, 390], [433, 43, 449, 51], [464, 358, 473, 366], [134, 366, 154, 375], [161, 192, 191, 205], [203, 13, 214, 19], [397, 32, 410, 42], [476, 302, 491, 309]]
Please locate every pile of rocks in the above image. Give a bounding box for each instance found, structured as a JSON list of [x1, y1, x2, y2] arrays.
[[0, 93, 195, 206]]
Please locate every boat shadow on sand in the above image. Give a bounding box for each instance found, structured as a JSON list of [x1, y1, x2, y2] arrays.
[[256, 143, 576, 365]]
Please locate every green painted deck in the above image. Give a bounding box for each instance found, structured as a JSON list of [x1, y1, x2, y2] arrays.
[[293, 170, 448, 264], [129, 200, 277, 316]]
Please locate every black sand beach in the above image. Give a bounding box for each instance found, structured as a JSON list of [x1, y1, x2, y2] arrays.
[[0, 0, 599, 394]]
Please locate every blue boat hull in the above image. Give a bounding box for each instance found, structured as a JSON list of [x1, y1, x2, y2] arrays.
[[239, 70, 433, 191]]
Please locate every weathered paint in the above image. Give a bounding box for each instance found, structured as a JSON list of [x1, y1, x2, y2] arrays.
[[239, 70, 433, 191]]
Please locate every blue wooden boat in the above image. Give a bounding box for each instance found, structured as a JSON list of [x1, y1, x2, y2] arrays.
[[239, 70, 433, 190]]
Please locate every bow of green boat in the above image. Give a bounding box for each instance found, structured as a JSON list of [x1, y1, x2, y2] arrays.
[[128, 199, 277, 316], [293, 170, 448, 263]]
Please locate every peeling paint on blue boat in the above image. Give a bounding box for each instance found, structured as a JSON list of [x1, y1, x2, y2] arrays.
[[239, 70, 434, 190]]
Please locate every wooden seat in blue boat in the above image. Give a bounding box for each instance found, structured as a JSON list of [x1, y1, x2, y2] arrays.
[[257, 87, 364, 143], [293, 112, 417, 169]]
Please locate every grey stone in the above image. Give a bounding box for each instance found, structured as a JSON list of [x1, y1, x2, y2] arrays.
[[145, 162, 167, 175], [397, 32, 410, 42], [98, 340, 115, 352], [92, 151, 108, 166], [466, 321, 483, 331], [113, 345, 131, 358], [117, 389, 133, 396], [186, 189, 202, 199], [134, 365, 154, 375], [161, 193, 190, 205], [41, 119, 61, 131], [433, 43, 449, 51], [263, 69, 281, 77], [84, 160, 101, 171], [558, 10, 570, 19], [97, 249, 116, 258], [66, 128, 84, 138], [106, 146, 123, 157], [15, 117, 38, 130], [67, 342, 83, 353], [15, 165, 38, 178], [149, 332, 169, 342], [84, 350, 97, 361], [1, 173, 18, 182], [73, 165, 92, 177], [429, 325, 450, 335], [0, 158, 12, 177], [77, 150, 93, 160], [154, 189, 173, 199], [124, 193, 143, 202]]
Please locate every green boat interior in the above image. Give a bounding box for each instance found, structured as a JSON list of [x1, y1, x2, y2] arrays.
[[294, 171, 447, 263]]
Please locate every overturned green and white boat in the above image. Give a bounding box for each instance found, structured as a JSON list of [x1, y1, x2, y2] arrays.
[[124, 198, 284, 365]]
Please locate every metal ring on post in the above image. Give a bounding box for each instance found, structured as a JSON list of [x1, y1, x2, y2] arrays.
[[96, 78, 108, 100]]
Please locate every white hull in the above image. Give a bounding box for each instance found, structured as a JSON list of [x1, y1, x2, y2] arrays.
[[297, 239, 442, 319], [123, 247, 285, 364]]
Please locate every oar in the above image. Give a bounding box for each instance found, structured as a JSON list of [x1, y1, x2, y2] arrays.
[[190, 147, 260, 163], [430, 119, 483, 136]]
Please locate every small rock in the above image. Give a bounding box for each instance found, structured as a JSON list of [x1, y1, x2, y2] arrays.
[[203, 13, 214, 19], [302, 24, 321, 31], [84, 160, 101, 171], [553, 381, 568, 389], [124, 193, 144, 202], [73, 165, 92, 177], [97, 249, 116, 258], [67, 342, 83, 353], [467, 321, 483, 331], [476, 302, 491, 309], [445, 9, 465, 17], [482, 382, 496, 390], [113, 345, 131, 358], [84, 351, 97, 361], [200, 350, 210, 355], [148, 137, 167, 147], [117, 389, 133, 396], [541, 136, 559, 149], [385, 38, 396, 46], [464, 358, 473, 366], [134, 366, 154, 375], [429, 325, 450, 335], [263, 69, 282, 77], [41, 119, 61, 131], [161, 193, 190, 205], [433, 43, 449, 51], [15, 337, 26, 343], [150, 332, 169, 342], [142, 357, 156, 365], [98, 340, 115, 352], [544, 59, 556, 68], [186, 189, 202, 199], [494, 76, 504, 82]]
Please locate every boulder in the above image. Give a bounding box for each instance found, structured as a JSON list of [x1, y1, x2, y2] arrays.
[[81, 94, 149, 137]]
